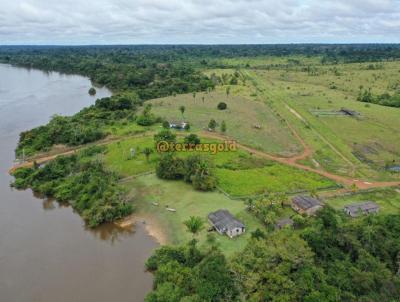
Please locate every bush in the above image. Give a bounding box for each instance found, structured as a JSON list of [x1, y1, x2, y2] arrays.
[[217, 102, 227, 110], [184, 134, 200, 145], [88, 87, 96, 95], [154, 129, 176, 145], [156, 153, 185, 180]]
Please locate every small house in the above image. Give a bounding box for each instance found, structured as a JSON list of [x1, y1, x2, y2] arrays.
[[344, 201, 379, 217], [169, 121, 188, 129], [275, 218, 294, 229], [292, 195, 323, 216], [208, 209, 245, 238]]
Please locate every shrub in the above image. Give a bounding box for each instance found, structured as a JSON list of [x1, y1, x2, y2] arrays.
[[184, 134, 200, 145], [217, 102, 227, 110], [88, 87, 96, 95], [156, 153, 185, 180]]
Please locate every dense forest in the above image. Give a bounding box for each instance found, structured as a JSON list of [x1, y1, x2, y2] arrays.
[[16, 92, 143, 156], [12, 146, 132, 227], [147, 207, 400, 302]]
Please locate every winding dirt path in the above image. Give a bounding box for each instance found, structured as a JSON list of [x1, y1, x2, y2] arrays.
[[8, 132, 154, 174], [9, 128, 399, 191], [200, 131, 400, 190]]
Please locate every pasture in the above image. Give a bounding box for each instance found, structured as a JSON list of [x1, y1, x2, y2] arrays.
[[103, 134, 337, 196], [248, 62, 400, 181], [326, 188, 400, 215], [147, 88, 301, 157], [124, 174, 267, 255]]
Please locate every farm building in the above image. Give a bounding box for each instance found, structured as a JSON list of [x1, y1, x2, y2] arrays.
[[208, 209, 245, 238], [275, 218, 294, 229], [169, 121, 188, 129], [343, 201, 380, 217], [340, 108, 360, 116], [292, 195, 323, 215]]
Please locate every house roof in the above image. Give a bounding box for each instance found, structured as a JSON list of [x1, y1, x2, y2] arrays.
[[208, 209, 245, 231], [344, 201, 379, 214], [292, 196, 322, 210], [276, 218, 294, 228]]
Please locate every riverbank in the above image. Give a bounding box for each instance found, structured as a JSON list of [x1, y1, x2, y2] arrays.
[[0, 64, 158, 302], [114, 213, 168, 245]]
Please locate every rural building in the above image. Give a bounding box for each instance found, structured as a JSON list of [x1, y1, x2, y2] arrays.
[[208, 209, 245, 238], [169, 121, 188, 129], [340, 108, 360, 116], [292, 195, 323, 215], [275, 218, 294, 229], [343, 201, 380, 217]]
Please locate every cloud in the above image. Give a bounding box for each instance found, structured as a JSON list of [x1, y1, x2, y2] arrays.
[[0, 0, 399, 44]]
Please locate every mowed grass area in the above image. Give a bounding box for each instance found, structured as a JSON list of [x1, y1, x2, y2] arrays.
[[124, 174, 267, 255], [103, 135, 159, 177], [148, 88, 301, 157], [103, 134, 338, 196], [248, 63, 400, 181], [326, 188, 400, 215]]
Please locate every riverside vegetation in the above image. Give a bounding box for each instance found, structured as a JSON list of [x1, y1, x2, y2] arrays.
[[3, 44, 400, 301]]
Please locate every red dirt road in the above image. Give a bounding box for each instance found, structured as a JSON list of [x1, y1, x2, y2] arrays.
[[200, 131, 400, 190]]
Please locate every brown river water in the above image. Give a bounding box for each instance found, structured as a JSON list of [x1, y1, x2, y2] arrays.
[[0, 64, 158, 302]]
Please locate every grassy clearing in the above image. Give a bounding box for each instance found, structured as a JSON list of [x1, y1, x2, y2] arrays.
[[125, 174, 267, 255], [148, 88, 301, 156], [103, 134, 337, 196], [103, 135, 158, 177], [216, 163, 337, 197], [249, 63, 400, 181], [326, 188, 400, 215]]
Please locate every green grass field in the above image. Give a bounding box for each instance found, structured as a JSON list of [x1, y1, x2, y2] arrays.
[[246, 63, 400, 181], [216, 163, 337, 197], [148, 87, 301, 156], [103, 134, 337, 196], [124, 174, 268, 255]]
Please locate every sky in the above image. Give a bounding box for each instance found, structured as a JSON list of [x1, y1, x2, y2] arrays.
[[0, 0, 399, 45]]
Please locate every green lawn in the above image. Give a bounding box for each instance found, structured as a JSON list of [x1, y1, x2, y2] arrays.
[[125, 174, 267, 256], [216, 163, 338, 197], [104, 136, 159, 177], [326, 188, 400, 215]]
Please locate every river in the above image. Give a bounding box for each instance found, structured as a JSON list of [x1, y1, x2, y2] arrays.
[[0, 64, 158, 302]]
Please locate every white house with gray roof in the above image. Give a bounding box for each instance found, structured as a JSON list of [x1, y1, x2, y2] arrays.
[[208, 209, 245, 238], [344, 201, 379, 217]]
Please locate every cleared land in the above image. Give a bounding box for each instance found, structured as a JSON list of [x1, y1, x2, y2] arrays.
[[102, 135, 337, 196], [247, 62, 400, 181], [148, 88, 301, 157], [326, 188, 400, 215], [123, 174, 270, 255]]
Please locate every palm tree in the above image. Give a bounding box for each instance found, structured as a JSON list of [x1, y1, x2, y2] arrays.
[[179, 105, 185, 119], [226, 86, 231, 99], [142, 147, 153, 162], [183, 216, 204, 237], [220, 120, 227, 133]]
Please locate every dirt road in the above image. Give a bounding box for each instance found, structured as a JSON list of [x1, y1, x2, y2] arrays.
[[9, 129, 399, 190], [200, 131, 400, 190]]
